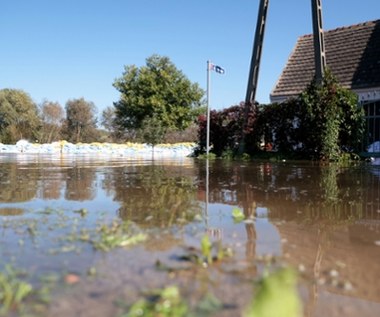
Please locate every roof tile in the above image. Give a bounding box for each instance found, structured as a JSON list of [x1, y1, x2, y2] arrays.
[[271, 20, 380, 99]]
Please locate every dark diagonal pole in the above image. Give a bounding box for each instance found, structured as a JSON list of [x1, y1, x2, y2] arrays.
[[311, 0, 326, 83], [240, 0, 269, 153], [245, 0, 269, 105]]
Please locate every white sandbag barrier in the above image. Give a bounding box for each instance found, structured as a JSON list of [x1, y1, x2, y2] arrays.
[[0, 140, 196, 159]]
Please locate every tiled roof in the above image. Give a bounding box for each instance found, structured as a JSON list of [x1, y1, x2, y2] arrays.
[[271, 20, 380, 100]]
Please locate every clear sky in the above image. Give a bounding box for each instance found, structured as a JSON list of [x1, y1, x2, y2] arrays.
[[1, 0, 379, 117]]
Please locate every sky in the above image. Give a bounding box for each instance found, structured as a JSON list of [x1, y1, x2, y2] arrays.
[[1, 0, 380, 117]]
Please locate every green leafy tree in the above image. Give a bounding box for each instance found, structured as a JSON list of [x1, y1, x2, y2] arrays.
[[39, 100, 64, 143], [100, 106, 117, 141], [63, 98, 99, 143], [0, 89, 41, 144], [138, 115, 167, 152], [101, 106, 116, 134], [113, 54, 204, 138]]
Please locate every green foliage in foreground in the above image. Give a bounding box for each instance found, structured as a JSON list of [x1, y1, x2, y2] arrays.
[[232, 207, 245, 223], [123, 286, 224, 317], [124, 286, 188, 317], [0, 265, 33, 315], [243, 268, 302, 317], [123, 266, 302, 317], [92, 220, 147, 252]]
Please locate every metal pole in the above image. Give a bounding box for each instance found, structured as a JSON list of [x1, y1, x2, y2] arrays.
[[206, 60, 211, 156], [205, 158, 209, 227], [311, 0, 326, 84], [239, 0, 269, 154], [245, 0, 269, 104]]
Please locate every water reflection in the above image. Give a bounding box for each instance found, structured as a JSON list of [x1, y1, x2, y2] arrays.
[[112, 164, 201, 227], [65, 167, 96, 201], [0, 155, 379, 316], [0, 163, 39, 202], [201, 160, 380, 316], [0, 207, 24, 216]]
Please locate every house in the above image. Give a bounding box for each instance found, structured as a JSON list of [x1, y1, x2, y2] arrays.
[[270, 20, 380, 153], [271, 19, 380, 103]]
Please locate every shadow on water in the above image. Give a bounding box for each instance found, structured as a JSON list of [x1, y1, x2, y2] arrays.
[[201, 160, 380, 316], [0, 155, 380, 316]]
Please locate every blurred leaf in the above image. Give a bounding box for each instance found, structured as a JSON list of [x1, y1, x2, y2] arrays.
[[243, 268, 302, 317], [232, 208, 245, 223], [201, 235, 212, 263], [192, 292, 223, 316]]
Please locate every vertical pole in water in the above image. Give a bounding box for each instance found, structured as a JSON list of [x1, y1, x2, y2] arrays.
[[205, 158, 209, 227], [311, 0, 326, 84], [205, 61, 211, 227], [206, 60, 211, 156]]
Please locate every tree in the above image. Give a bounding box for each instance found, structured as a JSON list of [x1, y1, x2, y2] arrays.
[[256, 70, 365, 160], [101, 106, 116, 133], [138, 115, 167, 156], [113, 54, 204, 138], [297, 70, 364, 160], [100, 106, 123, 141], [0, 89, 41, 144], [63, 98, 98, 143], [39, 100, 64, 143]]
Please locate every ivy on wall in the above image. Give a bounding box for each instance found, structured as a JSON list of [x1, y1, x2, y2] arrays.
[[197, 71, 364, 160]]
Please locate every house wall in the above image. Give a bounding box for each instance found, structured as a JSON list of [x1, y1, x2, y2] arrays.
[[270, 87, 380, 105], [270, 87, 380, 156], [355, 87, 380, 103], [360, 88, 380, 155]]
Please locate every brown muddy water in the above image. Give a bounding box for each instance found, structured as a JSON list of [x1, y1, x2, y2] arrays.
[[0, 153, 380, 317]]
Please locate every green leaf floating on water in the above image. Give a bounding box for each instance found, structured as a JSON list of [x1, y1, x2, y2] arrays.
[[125, 286, 188, 317], [243, 268, 302, 317], [0, 265, 33, 315], [92, 220, 147, 251], [201, 235, 212, 264], [232, 208, 245, 222]]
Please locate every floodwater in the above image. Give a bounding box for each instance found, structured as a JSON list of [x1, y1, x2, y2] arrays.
[[0, 153, 380, 317]]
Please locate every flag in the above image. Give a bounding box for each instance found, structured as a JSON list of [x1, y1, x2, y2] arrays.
[[214, 65, 225, 74], [209, 63, 225, 74]]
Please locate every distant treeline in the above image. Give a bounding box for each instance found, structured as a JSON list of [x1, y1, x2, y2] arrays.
[[0, 57, 365, 162]]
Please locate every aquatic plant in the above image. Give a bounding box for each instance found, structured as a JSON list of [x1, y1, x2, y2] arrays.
[[122, 286, 224, 317], [124, 286, 188, 317], [92, 220, 147, 251], [200, 235, 213, 264], [190, 235, 231, 265], [232, 207, 245, 223], [243, 268, 302, 317], [0, 265, 33, 315]]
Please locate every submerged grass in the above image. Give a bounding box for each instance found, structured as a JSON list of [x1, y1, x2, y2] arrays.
[[92, 220, 147, 251], [0, 265, 33, 316], [0, 208, 151, 315], [122, 286, 188, 317], [1, 203, 304, 317], [123, 231, 302, 317]]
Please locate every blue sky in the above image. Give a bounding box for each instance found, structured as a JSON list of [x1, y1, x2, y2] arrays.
[[1, 0, 379, 117]]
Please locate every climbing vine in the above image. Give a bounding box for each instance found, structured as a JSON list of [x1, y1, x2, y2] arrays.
[[197, 71, 365, 160]]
